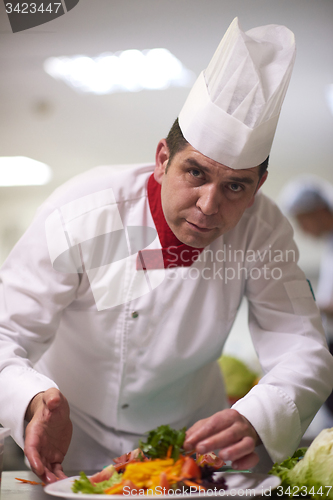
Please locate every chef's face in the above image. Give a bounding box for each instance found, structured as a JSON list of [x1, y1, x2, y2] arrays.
[[154, 140, 268, 248]]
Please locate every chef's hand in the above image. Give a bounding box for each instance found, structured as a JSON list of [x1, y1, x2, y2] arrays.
[[184, 409, 260, 470], [24, 388, 73, 484]]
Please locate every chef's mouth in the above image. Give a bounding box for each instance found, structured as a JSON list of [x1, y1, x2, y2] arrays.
[[186, 220, 214, 233]]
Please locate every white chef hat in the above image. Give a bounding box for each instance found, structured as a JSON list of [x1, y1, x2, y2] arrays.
[[178, 17, 296, 169], [279, 175, 333, 216]]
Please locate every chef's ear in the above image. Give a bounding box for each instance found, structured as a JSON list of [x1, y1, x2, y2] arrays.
[[154, 139, 170, 185], [247, 171, 268, 208]]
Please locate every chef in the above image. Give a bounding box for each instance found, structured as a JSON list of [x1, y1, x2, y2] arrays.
[[0, 18, 332, 484]]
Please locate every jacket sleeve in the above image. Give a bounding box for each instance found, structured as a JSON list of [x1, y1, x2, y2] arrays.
[[0, 202, 80, 449], [232, 196, 333, 463]]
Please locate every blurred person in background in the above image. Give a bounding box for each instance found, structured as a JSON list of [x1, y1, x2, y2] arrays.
[[280, 175, 333, 416]]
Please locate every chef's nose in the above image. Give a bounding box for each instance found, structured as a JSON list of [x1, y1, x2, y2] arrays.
[[196, 185, 220, 215]]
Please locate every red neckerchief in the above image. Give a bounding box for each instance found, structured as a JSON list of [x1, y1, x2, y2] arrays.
[[136, 174, 204, 270]]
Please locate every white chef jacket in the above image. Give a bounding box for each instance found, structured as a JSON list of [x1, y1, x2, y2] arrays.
[[0, 163, 332, 465]]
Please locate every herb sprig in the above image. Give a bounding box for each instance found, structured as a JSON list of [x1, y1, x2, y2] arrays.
[[139, 424, 186, 461]]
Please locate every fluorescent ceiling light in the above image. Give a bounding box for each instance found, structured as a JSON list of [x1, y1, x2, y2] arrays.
[[0, 157, 52, 186], [44, 48, 196, 94]]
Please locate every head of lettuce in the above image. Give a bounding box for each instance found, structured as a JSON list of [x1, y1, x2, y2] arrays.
[[271, 428, 333, 498]]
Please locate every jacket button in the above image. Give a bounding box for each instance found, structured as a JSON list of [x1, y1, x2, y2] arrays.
[[131, 311, 139, 318], [122, 404, 129, 409]]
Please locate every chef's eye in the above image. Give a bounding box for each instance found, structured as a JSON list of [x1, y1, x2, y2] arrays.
[[228, 183, 242, 192], [189, 168, 204, 179]]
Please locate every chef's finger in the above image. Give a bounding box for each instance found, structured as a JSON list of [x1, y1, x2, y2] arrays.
[[217, 436, 256, 462], [24, 445, 45, 478], [184, 410, 235, 448], [42, 466, 63, 484], [230, 451, 259, 471], [195, 418, 253, 455], [51, 462, 67, 480], [43, 388, 62, 412], [185, 418, 206, 438], [186, 410, 234, 436]]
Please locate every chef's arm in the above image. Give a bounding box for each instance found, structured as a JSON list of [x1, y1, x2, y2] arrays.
[[24, 388, 73, 484], [0, 200, 79, 451], [184, 408, 261, 470], [239, 271, 333, 463]]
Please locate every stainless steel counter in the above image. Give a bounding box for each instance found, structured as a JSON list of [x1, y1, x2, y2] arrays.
[[1, 470, 49, 499]]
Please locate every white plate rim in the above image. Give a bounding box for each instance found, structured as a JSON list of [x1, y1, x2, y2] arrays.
[[44, 472, 281, 499]]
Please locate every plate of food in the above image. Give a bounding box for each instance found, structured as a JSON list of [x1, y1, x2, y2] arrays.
[[44, 471, 281, 499], [44, 424, 281, 498]]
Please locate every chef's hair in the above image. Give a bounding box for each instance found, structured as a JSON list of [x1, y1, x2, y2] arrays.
[[165, 119, 189, 166], [165, 118, 269, 178]]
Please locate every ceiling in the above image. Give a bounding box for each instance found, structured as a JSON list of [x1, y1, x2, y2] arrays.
[[0, 0, 332, 269]]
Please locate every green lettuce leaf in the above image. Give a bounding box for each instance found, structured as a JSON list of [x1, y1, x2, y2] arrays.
[[270, 428, 333, 499], [72, 471, 123, 494], [270, 448, 307, 488]]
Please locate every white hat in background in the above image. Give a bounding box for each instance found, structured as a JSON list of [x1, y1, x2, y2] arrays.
[[279, 175, 333, 217], [179, 17, 296, 169]]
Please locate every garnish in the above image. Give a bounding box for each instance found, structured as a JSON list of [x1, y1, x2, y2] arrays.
[[139, 424, 186, 461]]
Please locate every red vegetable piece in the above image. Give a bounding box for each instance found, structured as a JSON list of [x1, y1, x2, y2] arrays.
[[89, 464, 115, 485], [181, 456, 201, 479]]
